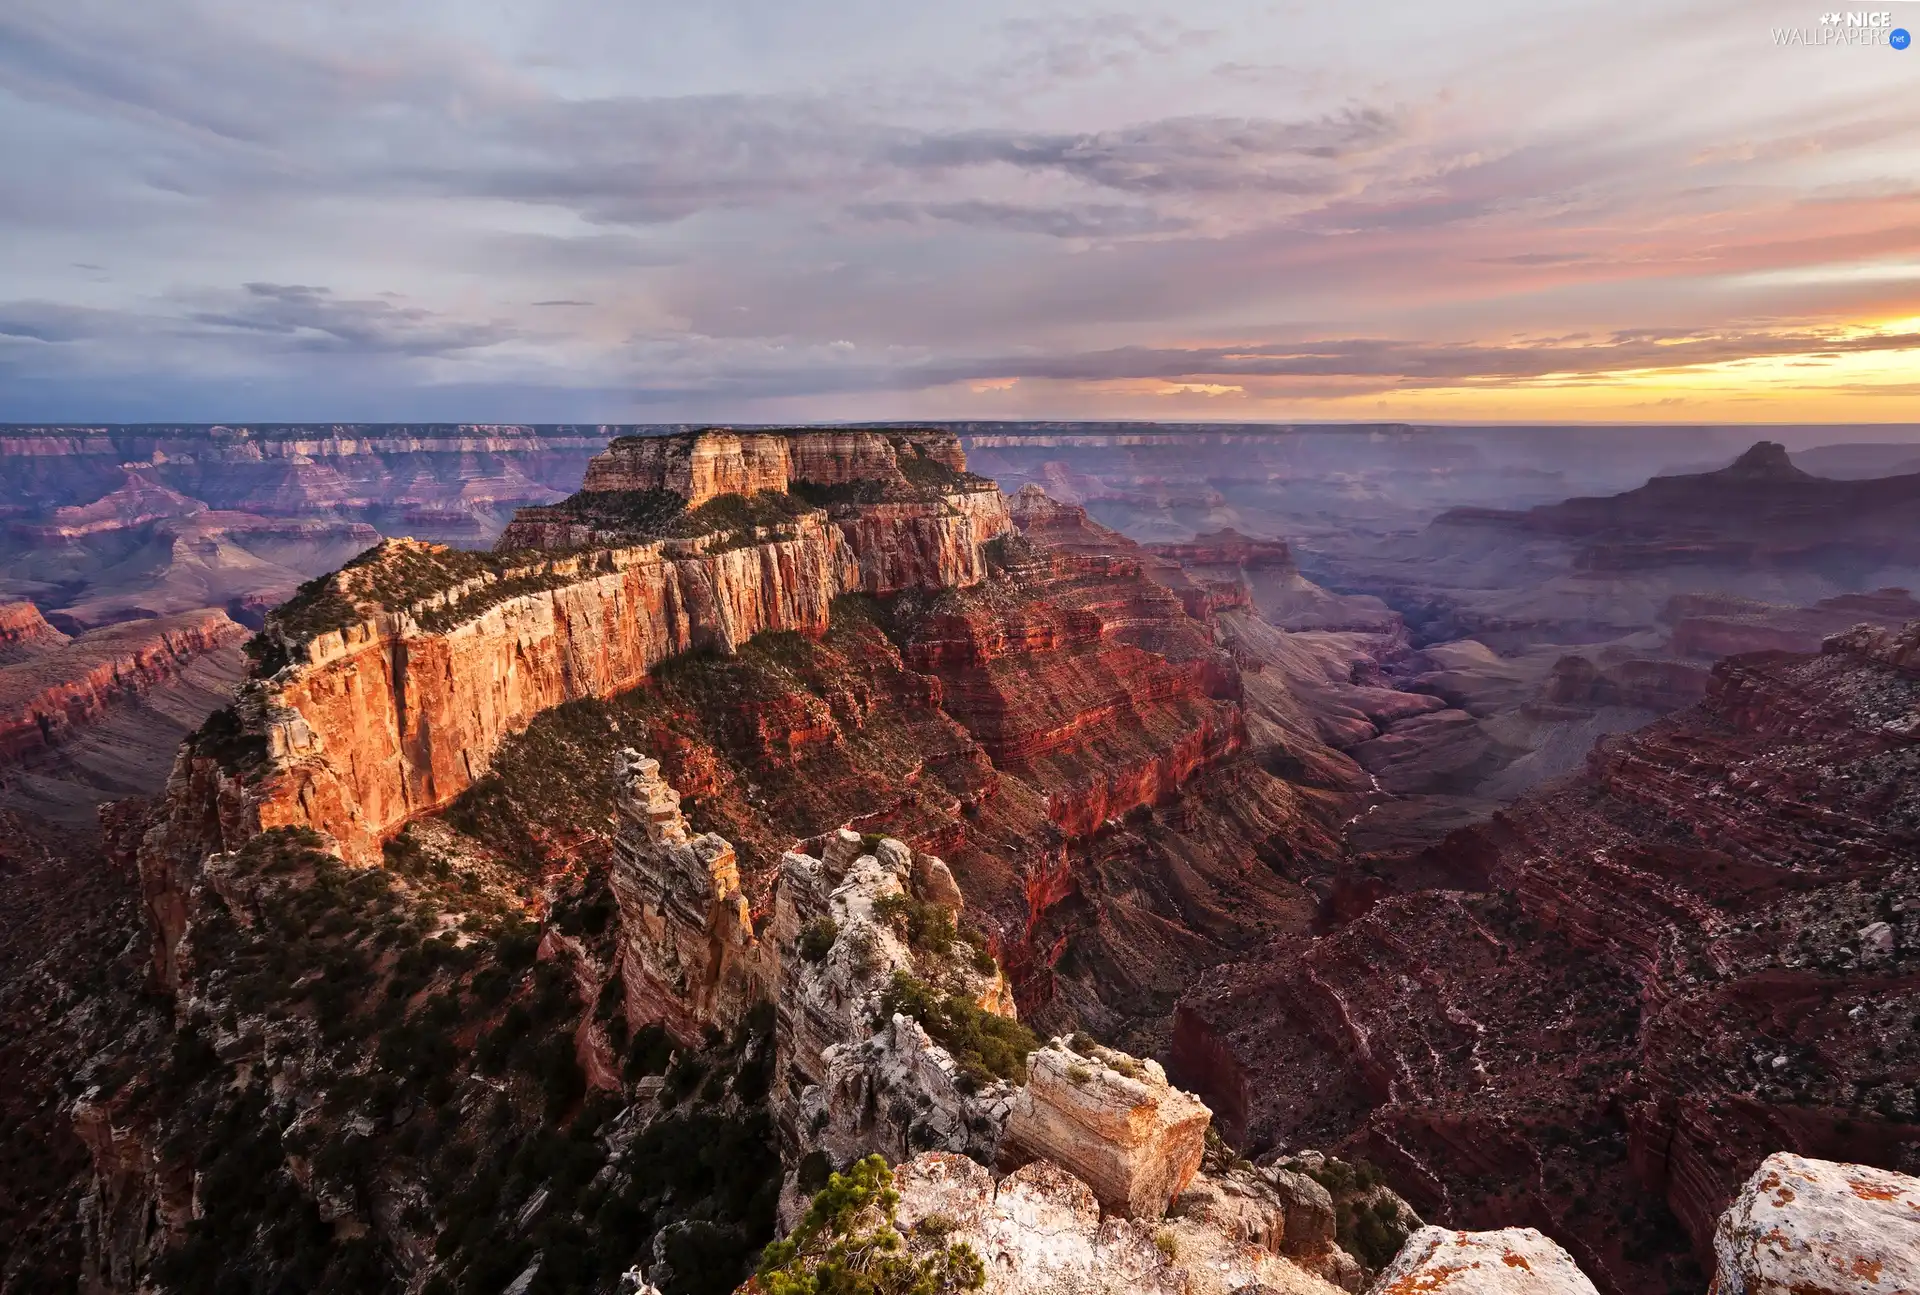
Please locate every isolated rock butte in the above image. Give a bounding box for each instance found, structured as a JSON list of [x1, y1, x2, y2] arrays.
[[1436, 440, 1920, 571], [1371, 1227, 1601, 1295], [1710, 1153, 1920, 1295], [572, 427, 969, 507], [1003, 1037, 1211, 1219]]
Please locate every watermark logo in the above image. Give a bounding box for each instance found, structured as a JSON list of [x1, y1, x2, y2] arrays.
[[1775, 10, 1912, 44]]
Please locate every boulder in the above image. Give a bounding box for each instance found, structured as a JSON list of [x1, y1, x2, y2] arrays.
[[1710, 1153, 1920, 1295], [910, 853, 965, 910], [1368, 1227, 1600, 1294], [889, 1153, 1345, 1295], [1002, 1037, 1212, 1219]]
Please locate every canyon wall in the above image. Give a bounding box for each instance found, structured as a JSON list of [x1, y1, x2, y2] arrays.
[[138, 432, 1013, 982], [576, 428, 969, 506], [1172, 621, 1920, 1295], [0, 610, 247, 763]]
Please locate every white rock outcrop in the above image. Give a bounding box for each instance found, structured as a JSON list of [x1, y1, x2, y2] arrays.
[[770, 831, 1016, 1207], [1366, 1227, 1601, 1294], [891, 1151, 1345, 1295], [1710, 1153, 1920, 1295], [1002, 1036, 1211, 1218]]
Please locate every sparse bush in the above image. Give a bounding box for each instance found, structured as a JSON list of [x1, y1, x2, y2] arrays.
[[873, 894, 956, 957], [799, 917, 839, 963], [879, 972, 1038, 1086], [755, 1155, 984, 1295]]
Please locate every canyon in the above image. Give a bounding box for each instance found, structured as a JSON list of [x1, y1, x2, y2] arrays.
[[5, 422, 1920, 1295]]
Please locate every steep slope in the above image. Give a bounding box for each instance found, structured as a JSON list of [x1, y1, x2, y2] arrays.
[[0, 610, 250, 825], [1172, 621, 1920, 1295]]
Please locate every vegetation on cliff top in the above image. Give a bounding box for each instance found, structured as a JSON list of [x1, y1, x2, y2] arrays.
[[878, 970, 1037, 1088], [756, 1154, 985, 1295], [531, 487, 816, 547], [133, 825, 780, 1295]]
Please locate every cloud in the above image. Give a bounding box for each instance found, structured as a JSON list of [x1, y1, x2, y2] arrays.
[[893, 110, 1404, 198], [850, 199, 1192, 239], [183, 284, 516, 356]]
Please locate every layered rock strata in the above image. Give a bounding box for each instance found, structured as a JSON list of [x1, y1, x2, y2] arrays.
[[0, 598, 68, 662], [142, 432, 1011, 904], [1001, 1037, 1210, 1218], [1172, 622, 1920, 1294], [572, 428, 971, 507], [0, 609, 248, 763], [609, 749, 771, 1046]]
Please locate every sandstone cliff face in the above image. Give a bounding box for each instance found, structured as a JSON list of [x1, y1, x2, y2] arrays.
[[908, 487, 1248, 839], [1710, 1153, 1920, 1295], [0, 598, 67, 662], [577, 428, 968, 506], [1002, 1037, 1210, 1219], [198, 483, 999, 871], [609, 749, 772, 1047], [0, 610, 248, 764]]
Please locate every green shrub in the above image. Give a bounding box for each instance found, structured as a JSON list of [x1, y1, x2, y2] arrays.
[[872, 895, 955, 957], [755, 1155, 984, 1295], [878, 973, 1038, 1086], [799, 918, 839, 963]]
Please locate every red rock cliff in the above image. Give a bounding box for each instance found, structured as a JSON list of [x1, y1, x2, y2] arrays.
[[0, 610, 247, 763]]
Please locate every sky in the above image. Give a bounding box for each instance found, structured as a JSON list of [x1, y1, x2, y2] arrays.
[[2, 0, 1919, 424]]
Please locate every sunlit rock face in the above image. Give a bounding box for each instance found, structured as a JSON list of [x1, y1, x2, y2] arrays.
[[1710, 1154, 1920, 1295], [1001, 1037, 1211, 1220], [608, 748, 771, 1047], [881, 1151, 1350, 1295], [144, 430, 1012, 887], [769, 829, 1017, 1180], [576, 428, 967, 506]]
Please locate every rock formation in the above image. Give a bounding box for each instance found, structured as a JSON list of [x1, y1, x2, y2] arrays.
[[1371, 1227, 1601, 1294], [884, 1151, 1351, 1295], [1172, 621, 1920, 1295], [609, 748, 771, 1045], [157, 432, 1011, 880], [0, 609, 248, 763], [1710, 1153, 1920, 1295], [1001, 1037, 1210, 1218], [569, 428, 970, 507], [0, 598, 68, 662]]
